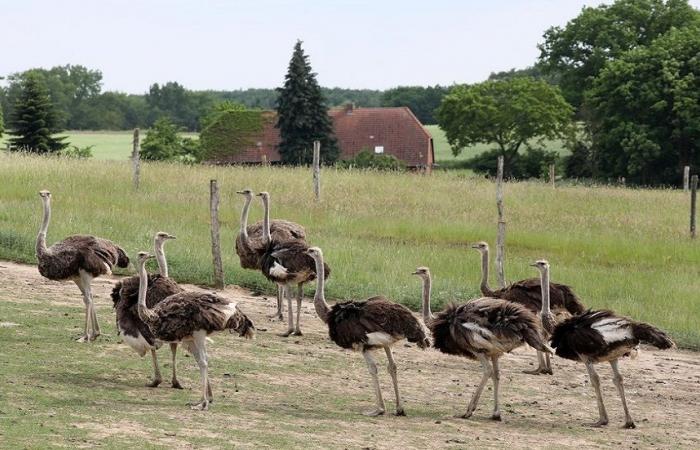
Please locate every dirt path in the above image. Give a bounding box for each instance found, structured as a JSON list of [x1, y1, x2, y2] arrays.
[[1, 260, 699, 449]]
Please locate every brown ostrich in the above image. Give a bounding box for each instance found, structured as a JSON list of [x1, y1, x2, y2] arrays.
[[35, 190, 129, 342], [472, 241, 585, 374], [412, 266, 550, 421], [135, 252, 255, 410], [235, 189, 305, 319], [307, 247, 429, 416], [112, 232, 184, 388], [534, 259, 674, 429]]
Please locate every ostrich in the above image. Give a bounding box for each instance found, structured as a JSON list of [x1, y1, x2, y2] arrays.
[[135, 252, 255, 410], [412, 266, 550, 421], [533, 260, 674, 428], [472, 241, 585, 374], [307, 247, 429, 416], [259, 200, 328, 337], [235, 189, 305, 320], [36, 190, 129, 342], [111, 232, 185, 388]]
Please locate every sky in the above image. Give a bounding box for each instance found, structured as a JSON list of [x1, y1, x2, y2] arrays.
[[2, 0, 700, 93]]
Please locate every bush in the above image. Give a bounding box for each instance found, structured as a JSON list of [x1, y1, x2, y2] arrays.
[[60, 145, 93, 159], [564, 138, 594, 179], [141, 117, 199, 161], [337, 150, 405, 171], [465, 146, 560, 179]]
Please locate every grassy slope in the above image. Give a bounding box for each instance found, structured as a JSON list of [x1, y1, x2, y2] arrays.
[[1, 152, 698, 348]]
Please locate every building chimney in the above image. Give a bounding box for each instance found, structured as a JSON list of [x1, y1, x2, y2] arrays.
[[344, 102, 355, 115]]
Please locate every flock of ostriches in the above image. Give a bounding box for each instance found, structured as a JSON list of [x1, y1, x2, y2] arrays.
[[33, 188, 675, 428]]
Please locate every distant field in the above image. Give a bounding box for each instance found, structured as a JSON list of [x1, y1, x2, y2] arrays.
[[1, 131, 197, 160], [425, 124, 569, 167]]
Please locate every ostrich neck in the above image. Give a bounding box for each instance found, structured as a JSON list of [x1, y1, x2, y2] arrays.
[[480, 249, 495, 296], [239, 196, 252, 242], [421, 277, 433, 323], [136, 260, 154, 323], [540, 268, 551, 316], [154, 239, 168, 278], [36, 199, 50, 257], [312, 256, 330, 323], [261, 197, 271, 244]]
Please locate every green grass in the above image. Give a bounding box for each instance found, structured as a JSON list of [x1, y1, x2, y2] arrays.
[[0, 131, 197, 160], [425, 124, 569, 168], [1, 152, 698, 349]]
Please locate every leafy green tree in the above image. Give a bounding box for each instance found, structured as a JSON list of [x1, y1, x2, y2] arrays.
[[437, 78, 573, 177], [146, 82, 216, 131], [586, 26, 700, 185], [538, 0, 700, 107], [380, 86, 448, 124], [0, 105, 4, 138], [7, 73, 67, 153], [337, 149, 405, 171], [141, 117, 196, 161], [275, 41, 339, 165]]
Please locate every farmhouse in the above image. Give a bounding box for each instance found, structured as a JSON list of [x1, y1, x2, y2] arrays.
[[207, 104, 434, 172]]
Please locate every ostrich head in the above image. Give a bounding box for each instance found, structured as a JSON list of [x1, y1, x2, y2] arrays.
[[305, 246, 323, 260], [530, 259, 550, 272], [136, 251, 155, 265], [236, 188, 253, 199], [256, 191, 270, 201], [471, 241, 489, 253], [155, 231, 176, 242], [39, 190, 51, 199], [411, 266, 431, 280]]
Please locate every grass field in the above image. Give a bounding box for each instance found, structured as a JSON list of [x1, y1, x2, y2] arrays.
[[1, 153, 698, 349]]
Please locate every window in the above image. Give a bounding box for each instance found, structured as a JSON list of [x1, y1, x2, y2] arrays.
[[374, 146, 384, 154]]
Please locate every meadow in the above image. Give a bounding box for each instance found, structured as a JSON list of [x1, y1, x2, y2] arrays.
[[1, 152, 698, 349]]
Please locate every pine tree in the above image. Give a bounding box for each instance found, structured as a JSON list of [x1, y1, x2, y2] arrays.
[[275, 40, 339, 165], [8, 73, 67, 153]]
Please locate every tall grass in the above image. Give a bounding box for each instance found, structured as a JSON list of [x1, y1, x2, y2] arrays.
[[1, 152, 698, 348]]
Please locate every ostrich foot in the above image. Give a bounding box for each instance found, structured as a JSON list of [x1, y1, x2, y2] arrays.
[[146, 378, 162, 388], [292, 330, 303, 336], [171, 379, 183, 389], [623, 421, 636, 429], [523, 367, 550, 375], [188, 399, 210, 411], [394, 409, 406, 417], [362, 408, 385, 417], [588, 419, 609, 427], [491, 412, 502, 421], [456, 411, 474, 419], [278, 329, 295, 337]]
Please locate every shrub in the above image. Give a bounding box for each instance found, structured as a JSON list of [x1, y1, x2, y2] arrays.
[[60, 145, 94, 159], [465, 146, 560, 179], [141, 117, 199, 162], [338, 150, 405, 171]]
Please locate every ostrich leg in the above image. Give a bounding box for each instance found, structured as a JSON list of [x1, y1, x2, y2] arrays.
[[362, 350, 386, 416], [280, 284, 295, 337], [269, 285, 285, 321], [585, 361, 608, 427], [524, 351, 549, 375], [459, 354, 493, 419], [170, 343, 183, 389], [293, 284, 303, 336], [491, 356, 501, 420], [384, 346, 405, 416], [74, 279, 90, 342], [188, 337, 210, 411], [146, 349, 163, 387], [610, 359, 635, 429]]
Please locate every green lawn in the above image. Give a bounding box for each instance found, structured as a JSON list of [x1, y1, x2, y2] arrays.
[[1, 152, 698, 349]]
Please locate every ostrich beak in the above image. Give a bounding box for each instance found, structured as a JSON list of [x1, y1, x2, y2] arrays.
[[168, 235, 177, 240]]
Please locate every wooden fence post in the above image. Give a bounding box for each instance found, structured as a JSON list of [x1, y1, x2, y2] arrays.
[[549, 164, 555, 188], [131, 128, 141, 190], [683, 166, 690, 192], [496, 156, 507, 288], [691, 175, 698, 239], [312, 140, 321, 201], [210, 180, 225, 289]]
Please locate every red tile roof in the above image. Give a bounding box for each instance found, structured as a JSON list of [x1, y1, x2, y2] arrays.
[[208, 106, 434, 170]]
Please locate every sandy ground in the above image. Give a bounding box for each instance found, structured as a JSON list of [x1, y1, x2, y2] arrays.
[[1, 260, 699, 449]]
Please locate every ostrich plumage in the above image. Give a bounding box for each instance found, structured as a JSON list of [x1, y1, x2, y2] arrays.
[[260, 233, 329, 337], [35, 190, 128, 342], [308, 247, 428, 417], [235, 189, 306, 320], [112, 232, 185, 388], [472, 241, 585, 374], [134, 252, 255, 411], [533, 259, 674, 429], [413, 266, 549, 421]]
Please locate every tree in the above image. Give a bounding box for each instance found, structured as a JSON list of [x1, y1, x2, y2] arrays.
[[146, 82, 216, 131], [275, 41, 339, 165], [585, 26, 700, 185], [141, 117, 198, 161], [0, 105, 4, 138], [437, 78, 573, 177], [380, 86, 448, 124], [538, 0, 700, 107], [7, 73, 67, 153]]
